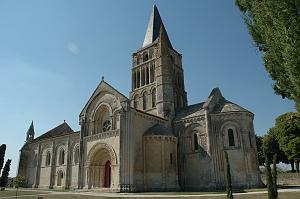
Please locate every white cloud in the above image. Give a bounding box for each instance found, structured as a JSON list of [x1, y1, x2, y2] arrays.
[[66, 42, 80, 55]]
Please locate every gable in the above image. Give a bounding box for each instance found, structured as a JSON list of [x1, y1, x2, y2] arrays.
[[80, 80, 128, 118]]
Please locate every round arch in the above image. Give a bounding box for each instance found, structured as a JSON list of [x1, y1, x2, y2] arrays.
[[86, 142, 117, 166], [91, 102, 113, 122]]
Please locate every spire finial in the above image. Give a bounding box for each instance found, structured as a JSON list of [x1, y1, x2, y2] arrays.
[[142, 4, 172, 48], [102, 76, 104, 81], [26, 120, 35, 142]]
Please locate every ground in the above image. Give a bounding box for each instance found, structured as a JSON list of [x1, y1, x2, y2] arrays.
[[0, 187, 300, 199]]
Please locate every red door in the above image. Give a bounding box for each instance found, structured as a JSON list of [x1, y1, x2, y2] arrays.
[[104, 160, 111, 188]]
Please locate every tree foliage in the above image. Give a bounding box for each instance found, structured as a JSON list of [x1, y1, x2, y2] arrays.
[[255, 135, 265, 165], [0, 159, 11, 187], [13, 176, 25, 188], [272, 112, 300, 172], [235, 0, 300, 111], [0, 144, 6, 174], [256, 131, 289, 166]]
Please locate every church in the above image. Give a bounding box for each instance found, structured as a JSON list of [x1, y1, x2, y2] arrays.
[[17, 5, 262, 192]]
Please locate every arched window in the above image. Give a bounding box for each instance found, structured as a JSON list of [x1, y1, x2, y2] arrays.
[[102, 120, 112, 132], [149, 48, 154, 59], [74, 146, 79, 164], [137, 70, 140, 88], [57, 171, 63, 186], [132, 72, 136, 89], [59, 149, 65, 165], [143, 52, 149, 62], [151, 88, 156, 108], [170, 153, 173, 165], [143, 92, 147, 110], [141, 68, 145, 86], [150, 64, 155, 83], [137, 55, 141, 65], [170, 55, 174, 64], [194, 133, 199, 151], [228, 129, 235, 147], [134, 95, 138, 109], [146, 66, 150, 84], [46, 151, 51, 166]]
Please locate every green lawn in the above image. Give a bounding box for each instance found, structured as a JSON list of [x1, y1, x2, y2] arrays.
[[0, 189, 300, 199]]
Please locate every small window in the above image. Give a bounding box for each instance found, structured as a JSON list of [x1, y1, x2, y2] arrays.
[[151, 88, 156, 108], [46, 151, 51, 166], [143, 92, 147, 110], [143, 52, 149, 62], [134, 95, 138, 109], [170, 153, 173, 165], [228, 129, 235, 147], [59, 149, 65, 165], [102, 120, 112, 132], [194, 133, 199, 151]]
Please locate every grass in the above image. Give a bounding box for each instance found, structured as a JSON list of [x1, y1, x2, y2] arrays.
[[0, 188, 299, 199]]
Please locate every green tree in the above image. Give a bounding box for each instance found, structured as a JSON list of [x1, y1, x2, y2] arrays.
[[272, 154, 278, 199], [0, 144, 6, 174], [13, 176, 25, 188], [224, 151, 233, 199], [273, 112, 300, 172], [0, 159, 11, 187], [264, 148, 277, 199], [235, 0, 300, 111], [14, 175, 25, 198], [255, 135, 265, 165]]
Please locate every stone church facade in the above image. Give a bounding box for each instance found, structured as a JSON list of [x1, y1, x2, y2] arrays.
[[17, 5, 262, 192]]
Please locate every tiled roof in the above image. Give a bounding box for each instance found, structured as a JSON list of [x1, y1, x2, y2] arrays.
[[175, 103, 205, 120], [34, 122, 77, 141], [144, 124, 174, 136]]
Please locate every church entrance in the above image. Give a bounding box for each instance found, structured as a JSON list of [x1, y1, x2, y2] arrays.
[[57, 170, 63, 186], [86, 144, 115, 189], [104, 160, 111, 188]]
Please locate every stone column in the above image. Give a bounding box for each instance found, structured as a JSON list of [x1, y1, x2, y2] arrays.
[[100, 165, 105, 187], [34, 143, 41, 188], [139, 68, 142, 88], [49, 141, 56, 189], [65, 138, 71, 189], [84, 166, 90, 189]]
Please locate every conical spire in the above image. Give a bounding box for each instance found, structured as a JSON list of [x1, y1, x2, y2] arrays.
[[26, 121, 35, 142], [158, 24, 170, 56], [142, 5, 173, 48]]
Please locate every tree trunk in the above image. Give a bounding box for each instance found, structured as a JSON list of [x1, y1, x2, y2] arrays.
[[295, 159, 299, 173], [264, 150, 275, 199], [272, 154, 278, 199], [291, 160, 295, 172]]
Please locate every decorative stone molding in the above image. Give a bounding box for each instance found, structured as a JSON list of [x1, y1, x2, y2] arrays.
[[134, 111, 166, 123], [86, 142, 117, 165], [84, 129, 119, 142], [144, 135, 177, 142], [173, 115, 205, 124]]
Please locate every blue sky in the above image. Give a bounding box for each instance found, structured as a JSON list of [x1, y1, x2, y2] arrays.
[[0, 0, 295, 176]]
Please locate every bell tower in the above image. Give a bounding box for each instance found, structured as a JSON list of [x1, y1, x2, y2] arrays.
[[26, 121, 35, 142], [129, 5, 187, 119]]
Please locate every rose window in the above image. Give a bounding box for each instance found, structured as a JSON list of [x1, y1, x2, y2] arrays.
[[102, 120, 112, 132]]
